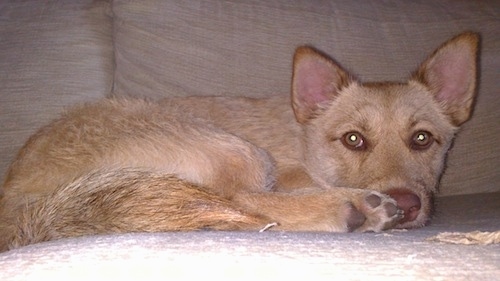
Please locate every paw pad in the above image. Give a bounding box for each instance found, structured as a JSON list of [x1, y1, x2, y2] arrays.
[[353, 191, 405, 232], [384, 201, 399, 217], [365, 193, 382, 208]]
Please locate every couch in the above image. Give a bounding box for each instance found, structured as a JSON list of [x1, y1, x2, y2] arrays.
[[0, 0, 498, 279]]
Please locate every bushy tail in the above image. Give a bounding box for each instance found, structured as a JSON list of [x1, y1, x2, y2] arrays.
[[6, 168, 269, 250]]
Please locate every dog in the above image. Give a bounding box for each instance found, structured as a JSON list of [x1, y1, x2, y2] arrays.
[[0, 32, 479, 251]]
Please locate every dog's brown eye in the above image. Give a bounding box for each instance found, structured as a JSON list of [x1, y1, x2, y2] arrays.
[[410, 131, 433, 150], [342, 132, 367, 151]]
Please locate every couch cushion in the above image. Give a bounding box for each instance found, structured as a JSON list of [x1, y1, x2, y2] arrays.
[[112, 0, 499, 197], [0, 0, 114, 186]]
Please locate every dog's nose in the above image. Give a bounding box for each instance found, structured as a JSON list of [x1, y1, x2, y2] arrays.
[[384, 189, 421, 223]]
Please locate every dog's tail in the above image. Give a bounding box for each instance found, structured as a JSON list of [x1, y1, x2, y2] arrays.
[[5, 168, 270, 250]]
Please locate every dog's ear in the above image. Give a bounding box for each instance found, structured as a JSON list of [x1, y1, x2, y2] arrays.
[[292, 46, 353, 124], [414, 32, 480, 126]]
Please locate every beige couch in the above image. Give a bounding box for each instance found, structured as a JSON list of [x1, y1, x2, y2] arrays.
[[0, 1, 499, 279]]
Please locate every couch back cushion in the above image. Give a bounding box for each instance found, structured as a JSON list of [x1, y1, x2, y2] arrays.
[[112, 0, 499, 196], [0, 0, 114, 185]]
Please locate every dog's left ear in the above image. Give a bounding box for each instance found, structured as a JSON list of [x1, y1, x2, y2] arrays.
[[291, 46, 353, 124], [414, 32, 480, 126]]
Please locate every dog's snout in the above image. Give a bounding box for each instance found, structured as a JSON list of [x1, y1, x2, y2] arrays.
[[384, 189, 421, 223]]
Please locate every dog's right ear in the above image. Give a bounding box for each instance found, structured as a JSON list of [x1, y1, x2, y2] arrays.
[[291, 46, 353, 124]]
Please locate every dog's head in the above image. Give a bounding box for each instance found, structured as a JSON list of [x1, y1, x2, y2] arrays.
[[291, 32, 479, 229]]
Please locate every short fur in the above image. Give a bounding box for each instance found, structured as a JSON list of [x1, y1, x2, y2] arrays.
[[0, 32, 479, 251]]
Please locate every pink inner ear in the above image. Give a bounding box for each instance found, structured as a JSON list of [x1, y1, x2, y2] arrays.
[[295, 57, 338, 108], [431, 53, 473, 104]]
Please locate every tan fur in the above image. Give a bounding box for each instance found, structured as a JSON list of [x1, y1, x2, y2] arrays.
[[0, 32, 479, 251]]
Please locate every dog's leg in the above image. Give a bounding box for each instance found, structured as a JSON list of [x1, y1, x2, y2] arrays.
[[233, 188, 402, 232]]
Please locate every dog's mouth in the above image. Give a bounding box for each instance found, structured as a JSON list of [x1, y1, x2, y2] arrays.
[[384, 188, 431, 229]]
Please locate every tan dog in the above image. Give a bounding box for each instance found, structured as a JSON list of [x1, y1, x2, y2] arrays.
[[0, 32, 479, 251]]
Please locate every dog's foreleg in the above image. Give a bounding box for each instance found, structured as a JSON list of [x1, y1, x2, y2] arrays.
[[232, 188, 403, 232]]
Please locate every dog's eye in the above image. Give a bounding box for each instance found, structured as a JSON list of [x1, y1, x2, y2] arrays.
[[410, 131, 434, 150], [341, 132, 367, 151]]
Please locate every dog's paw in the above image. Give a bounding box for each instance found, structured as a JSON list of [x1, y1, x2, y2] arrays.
[[346, 191, 403, 232]]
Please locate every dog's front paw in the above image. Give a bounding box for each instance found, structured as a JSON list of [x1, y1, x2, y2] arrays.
[[346, 191, 403, 232]]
